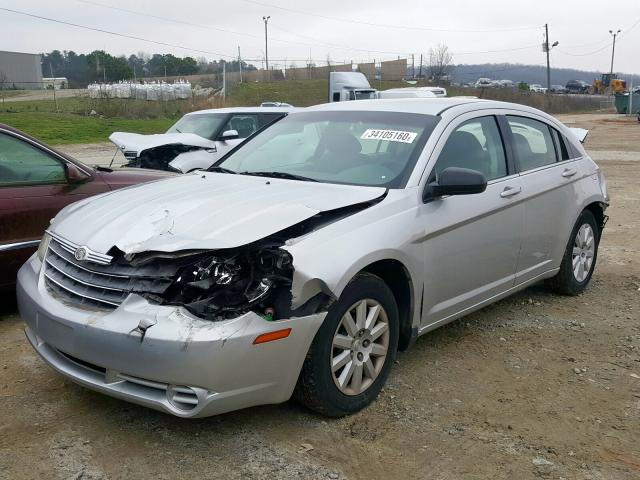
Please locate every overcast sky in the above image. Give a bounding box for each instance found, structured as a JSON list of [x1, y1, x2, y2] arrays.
[[1, 0, 638, 74]]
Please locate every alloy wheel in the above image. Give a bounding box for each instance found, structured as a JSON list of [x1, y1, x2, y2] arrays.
[[572, 224, 595, 282], [330, 299, 390, 396]]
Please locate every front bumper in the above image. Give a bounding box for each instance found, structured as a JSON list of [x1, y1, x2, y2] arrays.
[[17, 255, 325, 418]]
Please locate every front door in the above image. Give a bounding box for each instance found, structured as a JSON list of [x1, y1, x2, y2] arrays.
[[419, 113, 524, 328], [0, 132, 105, 288]]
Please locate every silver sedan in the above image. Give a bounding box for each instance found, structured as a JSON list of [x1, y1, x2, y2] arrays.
[[17, 98, 608, 417]]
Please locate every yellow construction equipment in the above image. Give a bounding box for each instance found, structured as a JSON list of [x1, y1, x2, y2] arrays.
[[591, 73, 627, 94]]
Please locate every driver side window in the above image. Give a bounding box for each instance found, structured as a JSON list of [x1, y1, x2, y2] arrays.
[[0, 133, 66, 187], [434, 116, 507, 181], [223, 114, 259, 139]]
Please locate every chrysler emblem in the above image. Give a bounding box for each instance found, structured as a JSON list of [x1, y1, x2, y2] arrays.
[[74, 247, 88, 261]]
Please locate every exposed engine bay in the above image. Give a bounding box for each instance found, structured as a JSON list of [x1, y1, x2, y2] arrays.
[[124, 144, 210, 172]]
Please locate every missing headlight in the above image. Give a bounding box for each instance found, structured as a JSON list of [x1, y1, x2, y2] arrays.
[[156, 245, 294, 321]]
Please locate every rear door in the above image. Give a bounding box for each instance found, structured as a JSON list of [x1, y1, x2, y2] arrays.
[[0, 131, 106, 288], [505, 114, 578, 284], [420, 112, 525, 327]]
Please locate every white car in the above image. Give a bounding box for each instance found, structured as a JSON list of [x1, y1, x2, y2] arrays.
[[529, 84, 548, 93], [474, 78, 493, 88], [109, 107, 295, 173]]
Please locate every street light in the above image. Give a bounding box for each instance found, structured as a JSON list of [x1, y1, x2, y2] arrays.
[[609, 29, 621, 78], [263, 16, 270, 79], [544, 24, 559, 93]]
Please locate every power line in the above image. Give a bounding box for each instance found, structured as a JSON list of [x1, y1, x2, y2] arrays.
[[75, 0, 404, 55], [239, 0, 542, 33], [453, 45, 540, 56], [557, 15, 640, 56], [0, 6, 238, 58]]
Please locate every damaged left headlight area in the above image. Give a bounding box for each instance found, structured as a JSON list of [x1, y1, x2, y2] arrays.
[[159, 245, 294, 320], [42, 233, 297, 320]]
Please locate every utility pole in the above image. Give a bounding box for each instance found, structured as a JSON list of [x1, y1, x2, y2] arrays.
[[544, 24, 558, 93], [263, 16, 270, 80], [412, 54, 415, 79], [545, 24, 550, 92], [238, 46, 243, 83], [609, 29, 621, 79], [419, 53, 423, 78], [222, 60, 226, 105], [49, 63, 58, 113]]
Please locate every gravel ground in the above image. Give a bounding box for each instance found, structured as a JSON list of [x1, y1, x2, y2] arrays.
[[1, 113, 638, 479]]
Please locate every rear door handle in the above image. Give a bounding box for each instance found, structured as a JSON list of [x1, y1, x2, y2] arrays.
[[500, 186, 522, 198], [562, 168, 577, 178]]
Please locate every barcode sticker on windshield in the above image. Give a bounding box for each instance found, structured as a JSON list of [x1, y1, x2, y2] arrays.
[[360, 129, 418, 143]]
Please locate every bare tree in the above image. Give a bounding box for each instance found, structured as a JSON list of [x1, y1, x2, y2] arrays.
[[0, 71, 8, 91], [428, 44, 453, 85]]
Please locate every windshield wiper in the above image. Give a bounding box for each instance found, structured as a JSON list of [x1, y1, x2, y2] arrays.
[[239, 171, 317, 182], [207, 166, 237, 174]]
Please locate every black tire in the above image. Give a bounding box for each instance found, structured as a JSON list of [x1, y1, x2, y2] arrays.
[[294, 272, 399, 417], [547, 210, 599, 295]]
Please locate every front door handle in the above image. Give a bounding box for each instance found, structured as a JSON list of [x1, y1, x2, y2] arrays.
[[500, 186, 522, 198], [562, 168, 577, 178]]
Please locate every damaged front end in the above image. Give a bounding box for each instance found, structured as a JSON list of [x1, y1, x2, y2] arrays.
[[43, 231, 327, 323], [138, 243, 298, 320], [124, 144, 212, 172]]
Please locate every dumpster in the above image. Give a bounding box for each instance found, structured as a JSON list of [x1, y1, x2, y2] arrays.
[[614, 93, 640, 114]]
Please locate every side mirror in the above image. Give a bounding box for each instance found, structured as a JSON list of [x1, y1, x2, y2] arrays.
[[66, 163, 91, 184], [425, 167, 487, 200], [219, 129, 239, 141]]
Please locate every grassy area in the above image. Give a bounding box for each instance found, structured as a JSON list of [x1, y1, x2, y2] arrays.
[[0, 112, 173, 145], [0, 90, 28, 99]]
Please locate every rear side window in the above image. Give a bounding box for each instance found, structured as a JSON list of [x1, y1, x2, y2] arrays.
[[259, 113, 285, 128], [507, 116, 557, 171]]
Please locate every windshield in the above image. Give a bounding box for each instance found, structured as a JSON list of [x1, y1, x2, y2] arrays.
[[216, 111, 439, 188], [167, 113, 227, 139], [352, 90, 378, 100]]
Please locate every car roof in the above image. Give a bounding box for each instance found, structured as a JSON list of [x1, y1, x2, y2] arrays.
[[304, 98, 488, 115], [186, 106, 297, 115], [301, 98, 560, 123]]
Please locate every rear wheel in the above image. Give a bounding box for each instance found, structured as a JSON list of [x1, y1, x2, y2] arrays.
[[295, 273, 399, 416], [547, 210, 599, 295]]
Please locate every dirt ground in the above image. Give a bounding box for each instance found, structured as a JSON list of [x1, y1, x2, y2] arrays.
[[1, 113, 638, 480]]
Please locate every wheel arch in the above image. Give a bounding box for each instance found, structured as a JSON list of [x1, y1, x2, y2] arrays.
[[359, 259, 416, 351], [584, 201, 607, 238]]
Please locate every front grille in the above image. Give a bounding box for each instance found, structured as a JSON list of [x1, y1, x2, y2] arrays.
[[44, 239, 133, 310], [123, 150, 138, 160]]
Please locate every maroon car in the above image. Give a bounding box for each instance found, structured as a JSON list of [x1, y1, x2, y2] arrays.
[[0, 124, 176, 291]]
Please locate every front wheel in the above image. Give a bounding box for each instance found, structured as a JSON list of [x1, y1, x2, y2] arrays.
[[295, 273, 399, 417], [547, 210, 599, 295]]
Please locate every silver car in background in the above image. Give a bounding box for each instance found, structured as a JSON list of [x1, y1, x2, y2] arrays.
[[18, 98, 608, 418]]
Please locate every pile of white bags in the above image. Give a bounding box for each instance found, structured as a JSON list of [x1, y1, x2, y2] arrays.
[[87, 80, 192, 101]]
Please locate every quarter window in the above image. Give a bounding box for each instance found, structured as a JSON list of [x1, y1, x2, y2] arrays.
[[0, 133, 66, 187], [550, 128, 570, 161], [507, 116, 557, 171], [434, 116, 507, 181]]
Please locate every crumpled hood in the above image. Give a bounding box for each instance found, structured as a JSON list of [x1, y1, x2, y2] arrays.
[[51, 173, 386, 255], [109, 131, 217, 156]]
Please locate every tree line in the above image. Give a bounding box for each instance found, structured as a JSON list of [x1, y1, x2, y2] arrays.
[[41, 50, 257, 87]]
